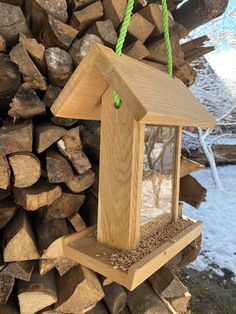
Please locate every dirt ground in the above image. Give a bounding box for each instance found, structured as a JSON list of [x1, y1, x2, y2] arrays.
[[178, 268, 236, 314]]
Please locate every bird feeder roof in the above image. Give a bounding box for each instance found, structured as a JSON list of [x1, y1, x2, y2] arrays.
[[51, 44, 215, 127]]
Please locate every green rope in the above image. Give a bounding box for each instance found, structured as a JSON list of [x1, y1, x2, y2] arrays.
[[162, 0, 173, 77], [113, 0, 173, 108], [113, 0, 135, 108]]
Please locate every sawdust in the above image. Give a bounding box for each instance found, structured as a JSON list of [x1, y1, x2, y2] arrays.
[[109, 218, 193, 271]]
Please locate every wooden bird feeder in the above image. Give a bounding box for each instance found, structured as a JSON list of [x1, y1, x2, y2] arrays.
[[51, 44, 215, 290]]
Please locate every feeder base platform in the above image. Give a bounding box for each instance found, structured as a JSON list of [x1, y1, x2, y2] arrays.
[[63, 218, 202, 291]]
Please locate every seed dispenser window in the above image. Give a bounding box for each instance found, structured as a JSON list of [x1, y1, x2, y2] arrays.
[[51, 44, 215, 290]]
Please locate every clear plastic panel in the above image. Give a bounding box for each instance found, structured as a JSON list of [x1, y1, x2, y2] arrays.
[[141, 126, 176, 226]]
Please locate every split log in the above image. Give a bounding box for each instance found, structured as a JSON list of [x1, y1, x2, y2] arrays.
[[54, 265, 104, 313], [3, 210, 39, 262], [41, 15, 79, 50], [180, 175, 206, 208], [184, 46, 214, 63], [0, 53, 21, 115], [0, 156, 10, 190], [123, 40, 149, 60], [89, 19, 117, 47], [86, 301, 108, 314], [0, 189, 11, 201], [26, 0, 68, 36], [14, 180, 62, 211], [0, 3, 30, 48], [170, 23, 189, 40], [70, 1, 104, 32], [181, 35, 210, 53], [18, 269, 57, 313], [1, 261, 34, 281], [0, 200, 18, 229], [57, 127, 91, 174], [0, 0, 24, 6], [68, 212, 86, 232], [10, 43, 47, 90], [0, 302, 18, 314], [69, 0, 98, 11], [8, 83, 45, 119], [103, 282, 127, 314], [19, 34, 46, 74], [128, 13, 155, 43], [147, 32, 184, 66], [127, 281, 169, 314], [45, 47, 73, 87], [141, 60, 168, 73], [9, 152, 41, 188], [174, 63, 196, 87], [80, 190, 98, 226], [0, 120, 33, 156], [69, 33, 103, 66], [173, 0, 228, 32], [180, 235, 202, 267], [0, 274, 15, 304], [0, 35, 6, 52], [42, 192, 85, 220], [103, 0, 126, 29], [35, 123, 66, 153], [66, 169, 95, 193], [180, 157, 204, 178], [46, 150, 74, 183]]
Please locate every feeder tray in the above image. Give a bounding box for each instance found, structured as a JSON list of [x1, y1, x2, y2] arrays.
[[51, 44, 214, 290]]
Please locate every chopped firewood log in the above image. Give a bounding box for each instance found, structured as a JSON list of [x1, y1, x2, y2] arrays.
[[99, 275, 113, 286], [123, 40, 149, 60], [68, 212, 86, 231], [184, 46, 214, 63], [133, 0, 147, 12], [103, 283, 127, 314], [0, 35, 6, 52], [19, 34, 46, 74], [119, 306, 131, 314], [180, 235, 202, 267], [180, 175, 207, 208], [18, 269, 57, 313], [0, 3, 30, 48], [181, 35, 209, 53], [80, 190, 98, 226], [54, 265, 104, 313], [147, 33, 184, 66], [128, 13, 155, 43], [27, 0, 68, 36], [149, 268, 191, 314], [0, 156, 10, 190], [66, 169, 95, 193], [165, 252, 182, 271], [35, 123, 66, 153], [69, 33, 103, 66], [0, 0, 24, 5], [43, 86, 62, 107], [40, 257, 78, 277], [1, 261, 35, 281], [46, 150, 74, 183], [3, 210, 39, 262], [57, 127, 91, 174], [103, 0, 126, 29], [69, 0, 97, 11], [89, 19, 117, 47], [87, 301, 108, 314], [8, 83, 46, 119], [51, 116, 78, 127], [81, 127, 100, 161], [70, 1, 103, 32], [0, 53, 21, 115], [41, 15, 79, 50], [10, 43, 47, 90], [45, 47, 73, 87], [0, 302, 18, 314], [9, 152, 41, 188], [139, 3, 174, 37], [0, 189, 11, 201], [0, 120, 33, 156], [180, 157, 205, 178], [42, 192, 85, 220], [0, 274, 15, 304], [174, 63, 196, 87], [14, 180, 62, 211], [170, 23, 189, 40], [0, 199, 18, 229], [141, 60, 168, 73], [127, 281, 169, 314]]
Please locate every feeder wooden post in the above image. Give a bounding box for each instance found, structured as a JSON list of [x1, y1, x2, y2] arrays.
[[97, 88, 144, 250]]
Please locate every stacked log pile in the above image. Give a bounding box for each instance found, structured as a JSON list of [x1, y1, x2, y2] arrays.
[[0, 0, 227, 312]]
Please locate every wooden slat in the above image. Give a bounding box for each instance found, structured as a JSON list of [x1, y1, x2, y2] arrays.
[[97, 88, 144, 250]]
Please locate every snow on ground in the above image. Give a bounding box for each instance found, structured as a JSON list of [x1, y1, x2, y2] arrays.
[[183, 165, 236, 281]]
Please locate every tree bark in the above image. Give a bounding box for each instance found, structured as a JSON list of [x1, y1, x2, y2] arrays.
[[173, 0, 228, 32]]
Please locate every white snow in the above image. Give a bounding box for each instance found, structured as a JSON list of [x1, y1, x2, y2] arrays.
[[183, 165, 236, 281]]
